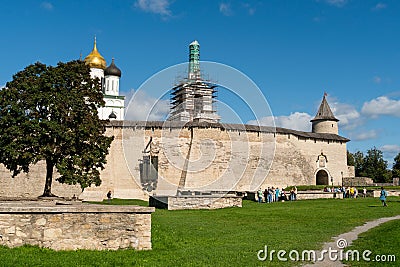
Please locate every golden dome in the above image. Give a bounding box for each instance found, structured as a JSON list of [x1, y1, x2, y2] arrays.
[[84, 37, 106, 69]]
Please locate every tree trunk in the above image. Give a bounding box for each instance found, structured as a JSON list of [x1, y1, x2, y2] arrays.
[[41, 158, 56, 197]]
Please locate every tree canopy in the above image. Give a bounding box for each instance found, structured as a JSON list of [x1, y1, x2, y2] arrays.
[[362, 147, 389, 183], [393, 152, 400, 178], [347, 150, 355, 166], [0, 60, 113, 196], [353, 151, 365, 177], [348, 147, 392, 183]]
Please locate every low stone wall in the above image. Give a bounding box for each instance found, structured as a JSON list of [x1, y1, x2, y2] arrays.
[[296, 191, 343, 200], [150, 195, 242, 210], [343, 177, 374, 187], [372, 190, 400, 198], [0, 201, 155, 250]]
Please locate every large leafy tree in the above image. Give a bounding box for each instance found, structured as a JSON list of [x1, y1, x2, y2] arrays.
[[361, 147, 390, 183], [0, 60, 113, 196], [347, 150, 355, 166], [353, 151, 365, 177], [393, 152, 400, 178]]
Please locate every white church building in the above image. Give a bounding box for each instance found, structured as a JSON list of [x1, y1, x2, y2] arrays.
[[84, 38, 125, 120]]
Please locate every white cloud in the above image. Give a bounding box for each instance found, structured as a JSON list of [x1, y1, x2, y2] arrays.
[[350, 130, 378, 141], [324, 0, 348, 7], [242, 3, 256, 15], [381, 144, 400, 153], [134, 0, 172, 17], [219, 3, 234, 16], [41, 2, 54, 11], [373, 76, 382, 84], [328, 98, 362, 130], [361, 96, 400, 118], [125, 89, 170, 121], [247, 96, 362, 133], [381, 145, 400, 162], [372, 2, 387, 11], [313, 16, 322, 22], [248, 112, 313, 132]]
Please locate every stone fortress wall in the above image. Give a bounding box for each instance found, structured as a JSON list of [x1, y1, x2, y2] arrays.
[[0, 161, 82, 199], [81, 121, 349, 200], [0, 40, 350, 202], [0, 121, 349, 201]]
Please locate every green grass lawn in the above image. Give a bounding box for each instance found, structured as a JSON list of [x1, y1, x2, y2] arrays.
[[0, 197, 399, 266], [342, 199, 400, 267], [343, 218, 400, 267]]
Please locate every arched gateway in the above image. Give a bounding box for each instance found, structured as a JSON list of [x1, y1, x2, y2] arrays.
[[316, 169, 329, 185]]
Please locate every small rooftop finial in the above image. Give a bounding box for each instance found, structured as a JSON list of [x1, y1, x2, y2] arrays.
[[93, 36, 97, 50], [324, 92, 328, 97]]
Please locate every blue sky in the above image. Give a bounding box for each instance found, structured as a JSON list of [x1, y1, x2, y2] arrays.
[[1, 0, 400, 166]]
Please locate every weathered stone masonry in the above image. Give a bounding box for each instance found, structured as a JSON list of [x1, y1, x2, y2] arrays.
[[0, 202, 155, 250], [0, 120, 350, 201]]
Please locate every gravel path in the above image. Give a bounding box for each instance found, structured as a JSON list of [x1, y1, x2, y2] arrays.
[[303, 214, 400, 267]]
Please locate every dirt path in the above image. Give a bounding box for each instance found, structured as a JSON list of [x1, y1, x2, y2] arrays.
[[303, 214, 400, 267]]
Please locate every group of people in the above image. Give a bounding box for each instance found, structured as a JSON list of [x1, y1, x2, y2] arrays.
[[256, 185, 389, 207], [343, 186, 360, 198], [257, 187, 298, 203], [322, 186, 369, 199]]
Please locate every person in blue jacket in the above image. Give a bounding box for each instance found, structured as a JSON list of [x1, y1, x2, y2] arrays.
[[379, 187, 388, 207]]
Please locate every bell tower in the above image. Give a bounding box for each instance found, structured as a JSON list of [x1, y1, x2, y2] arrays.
[[168, 40, 219, 123], [311, 93, 339, 135], [84, 38, 125, 120]]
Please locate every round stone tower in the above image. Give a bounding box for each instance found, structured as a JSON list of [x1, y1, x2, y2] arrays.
[[311, 94, 339, 135]]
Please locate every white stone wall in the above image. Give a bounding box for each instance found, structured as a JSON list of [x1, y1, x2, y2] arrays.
[[0, 161, 81, 199], [347, 166, 355, 177], [100, 125, 347, 198], [150, 196, 242, 210], [0, 123, 348, 201], [312, 120, 338, 135], [98, 100, 125, 121], [296, 191, 343, 200], [0, 203, 154, 250], [104, 76, 120, 96]]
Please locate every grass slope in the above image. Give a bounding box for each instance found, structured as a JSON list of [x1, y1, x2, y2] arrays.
[[0, 198, 399, 266], [343, 202, 400, 266]]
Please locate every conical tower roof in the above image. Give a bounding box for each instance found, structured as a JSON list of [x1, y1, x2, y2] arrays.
[[311, 94, 339, 122]]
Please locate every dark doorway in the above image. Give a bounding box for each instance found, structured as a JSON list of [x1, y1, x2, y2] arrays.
[[139, 155, 158, 192], [316, 170, 329, 185]]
